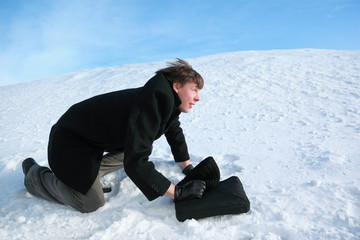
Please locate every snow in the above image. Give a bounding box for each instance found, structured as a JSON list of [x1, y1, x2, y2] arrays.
[[0, 49, 359, 239]]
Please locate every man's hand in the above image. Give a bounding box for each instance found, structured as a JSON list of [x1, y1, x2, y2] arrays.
[[174, 180, 206, 202]]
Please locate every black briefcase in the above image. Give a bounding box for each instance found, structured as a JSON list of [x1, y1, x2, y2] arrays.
[[175, 176, 250, 222]]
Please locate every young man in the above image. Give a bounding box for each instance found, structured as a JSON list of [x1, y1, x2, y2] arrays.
[[22, 59, 206, 213]]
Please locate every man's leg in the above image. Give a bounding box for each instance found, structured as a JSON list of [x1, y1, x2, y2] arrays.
[[24, 163, 104, 213], [98, 151, 124, 178], [23, 152, 123, 212]]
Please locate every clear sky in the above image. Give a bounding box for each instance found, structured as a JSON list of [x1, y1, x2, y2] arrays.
[[0, 0, 359, 86]]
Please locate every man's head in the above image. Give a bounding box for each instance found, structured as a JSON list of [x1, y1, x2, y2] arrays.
[[156, 58, 204, 113], [156, 58, 204, 89]]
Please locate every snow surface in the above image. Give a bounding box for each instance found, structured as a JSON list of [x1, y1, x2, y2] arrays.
[[0, 49, 359, 240]]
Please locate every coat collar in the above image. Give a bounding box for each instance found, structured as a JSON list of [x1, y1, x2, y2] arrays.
[[155, 72, 182, 116], [166, 77, 182, 115]]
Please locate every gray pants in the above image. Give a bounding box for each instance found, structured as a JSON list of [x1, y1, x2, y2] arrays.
[[24, 152, 124, 213]]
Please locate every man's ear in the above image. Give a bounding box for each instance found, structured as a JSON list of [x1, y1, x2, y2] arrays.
[[173, 81, 181, 93]]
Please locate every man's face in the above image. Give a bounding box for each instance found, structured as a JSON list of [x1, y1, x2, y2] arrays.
[[173, 81, 200, 113]]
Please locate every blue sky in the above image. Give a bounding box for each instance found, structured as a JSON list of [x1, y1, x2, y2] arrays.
[[0, 0, 359, 86]]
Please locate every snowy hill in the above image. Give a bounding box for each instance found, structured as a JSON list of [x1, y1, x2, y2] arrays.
[[0, 49, 359, 239]]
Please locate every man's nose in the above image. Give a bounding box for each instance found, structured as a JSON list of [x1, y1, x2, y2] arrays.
[[195, 93, 200, 102]]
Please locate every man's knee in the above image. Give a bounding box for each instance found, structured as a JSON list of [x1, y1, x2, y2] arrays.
[[76, 196, 105, 213]]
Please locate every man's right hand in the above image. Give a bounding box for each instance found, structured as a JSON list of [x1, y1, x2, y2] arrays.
[[174, 180, 206, 202]]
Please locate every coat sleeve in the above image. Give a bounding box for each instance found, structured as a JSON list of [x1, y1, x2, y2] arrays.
[[165, 117, 190, 162], [123, 90, 172, 201]]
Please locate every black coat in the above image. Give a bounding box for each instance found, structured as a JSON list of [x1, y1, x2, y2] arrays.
[[48, 73, 189, 200]]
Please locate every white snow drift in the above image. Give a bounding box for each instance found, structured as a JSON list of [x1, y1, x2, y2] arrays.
[[0, 49, 359, 239]]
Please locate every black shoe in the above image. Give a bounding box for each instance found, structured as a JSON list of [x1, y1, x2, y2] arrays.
[[22, 158, 37, 175], [102, 187, 112, 193]]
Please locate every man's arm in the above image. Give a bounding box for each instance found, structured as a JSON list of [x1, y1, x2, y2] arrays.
[[123, 88, 174, 201], [165, 117, 190, 163]]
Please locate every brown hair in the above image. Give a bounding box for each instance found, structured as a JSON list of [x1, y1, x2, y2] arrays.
[[156, 58, 204, 89]]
